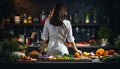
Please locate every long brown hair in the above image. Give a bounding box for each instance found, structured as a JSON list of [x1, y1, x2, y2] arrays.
[[50, 2, 67, 26]]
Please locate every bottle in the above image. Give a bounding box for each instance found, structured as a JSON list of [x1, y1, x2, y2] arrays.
[[93, 8, 97, 23], [33, 17, 39, 23], [23, 13, 28, 24], [9, 27, 14, 36], [14, 16, 20, 24], [26, 37, 31, 45], [75, 27, 79, 33], [10, 13, 14, 23], [84, 10, 90, 23], [69, 15, 72, 23], [28, 15, 32, 23], [36, 31, 40, 43], [72, 13, 78, 24], [40, 11, 46, 24]]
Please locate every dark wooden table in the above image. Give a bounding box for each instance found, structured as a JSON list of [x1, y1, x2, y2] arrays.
[[1, 60, 120, 69]]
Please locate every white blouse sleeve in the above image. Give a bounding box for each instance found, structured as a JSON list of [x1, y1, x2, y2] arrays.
[[66, 21, 75, 42], [41, 19, 49, 41]]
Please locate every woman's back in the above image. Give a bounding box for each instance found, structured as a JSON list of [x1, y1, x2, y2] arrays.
[[44, 18, 71, 43]]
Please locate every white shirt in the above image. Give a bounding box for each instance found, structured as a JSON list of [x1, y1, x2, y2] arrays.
[[42, 18, 75, 57]]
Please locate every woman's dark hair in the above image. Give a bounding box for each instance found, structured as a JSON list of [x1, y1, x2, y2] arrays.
[[50, 2, 67, 26]]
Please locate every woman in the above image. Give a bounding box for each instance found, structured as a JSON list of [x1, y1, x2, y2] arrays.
[[40, 2, 82, 57]]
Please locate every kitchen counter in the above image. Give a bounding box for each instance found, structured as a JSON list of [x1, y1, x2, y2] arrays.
[[0, 45, 119, 69]]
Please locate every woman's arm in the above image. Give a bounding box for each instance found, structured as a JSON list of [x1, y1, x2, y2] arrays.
[[40, 18, 49, 53], [40, 39, 46, 53], [66, 20, 82, 54], [70, 41, 82, 55]]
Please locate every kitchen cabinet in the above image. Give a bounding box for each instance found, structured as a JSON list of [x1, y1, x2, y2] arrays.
[[4, 22, 116, 47], [4, 22, 100, 42]]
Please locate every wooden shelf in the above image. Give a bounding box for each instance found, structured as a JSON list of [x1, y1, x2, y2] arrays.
[[76, 46, 115, 48], [4, 23, 117, 27], [4, 23, 44, 27], [71, 23, 100, 27], [4, 23, 100, 27]]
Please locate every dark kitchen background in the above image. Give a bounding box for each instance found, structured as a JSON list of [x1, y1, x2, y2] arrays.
[[0, 0, 120, 44], [0, 0, 119, 22]]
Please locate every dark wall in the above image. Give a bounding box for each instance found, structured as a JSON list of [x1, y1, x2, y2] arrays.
[[0, 0, 119, 22], [13, 0, 111, 23], [0, 0, 14, 18], [0, 0, 119, 24]]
